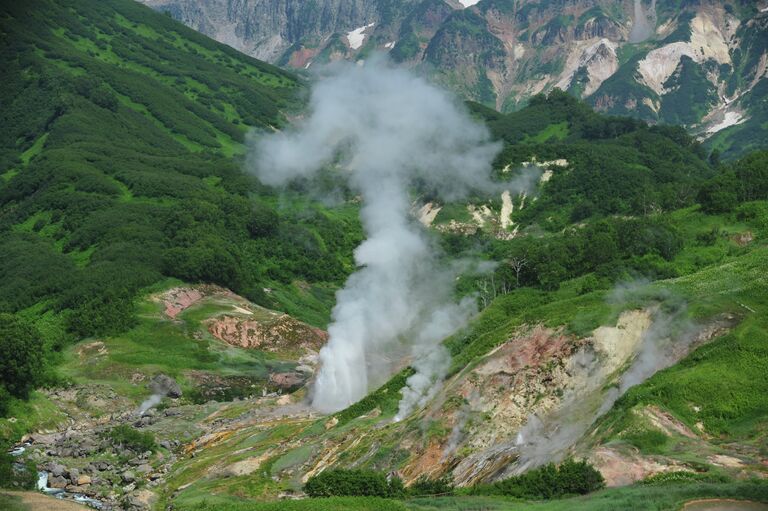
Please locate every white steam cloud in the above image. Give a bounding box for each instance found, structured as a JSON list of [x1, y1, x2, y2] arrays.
[[248, 57, 534, 416], [629, 0, 657, 43]]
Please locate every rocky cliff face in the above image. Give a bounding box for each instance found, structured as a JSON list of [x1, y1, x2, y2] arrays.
[[140, 0, 768, 157]]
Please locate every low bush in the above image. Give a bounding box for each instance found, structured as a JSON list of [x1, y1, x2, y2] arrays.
[[106, 425, 156, 453], [304, 469, 404, 498], [469, 458, 605, 499], [408, 475, 454, 496]]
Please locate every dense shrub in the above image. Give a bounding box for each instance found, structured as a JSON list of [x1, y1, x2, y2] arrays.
[[0, 452, 37, 490], [106, 425, 157, 453], [0, 314, 45, 406], [469, 459, 605, 499], [407, 475, 454, 496], [304, 469, 404, 498]]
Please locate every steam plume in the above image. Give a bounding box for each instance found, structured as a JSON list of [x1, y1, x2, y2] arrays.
[[629, 0, 657, 43], [249, 57, 529, 415]]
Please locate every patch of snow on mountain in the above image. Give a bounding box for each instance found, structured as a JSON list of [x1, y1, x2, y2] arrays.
[[458, 0, 481, 7], [346, 23, 375, 50]]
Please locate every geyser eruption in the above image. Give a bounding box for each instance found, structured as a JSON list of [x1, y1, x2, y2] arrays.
[[249, 57, 508, 415]]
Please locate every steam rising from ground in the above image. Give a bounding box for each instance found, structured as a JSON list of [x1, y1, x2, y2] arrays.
[[249, 57, 537, 415], [511, 283, 696, 473], [629, 0, 657, 43]]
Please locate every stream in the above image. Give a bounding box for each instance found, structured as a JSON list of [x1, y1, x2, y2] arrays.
[[8, 443, 104, 509]]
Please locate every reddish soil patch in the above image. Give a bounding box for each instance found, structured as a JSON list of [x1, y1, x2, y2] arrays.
[[161, 287, 204, 319], [287, 47, 319, 68], [731, 231, 754, 246], [207, 314, 328, 354]]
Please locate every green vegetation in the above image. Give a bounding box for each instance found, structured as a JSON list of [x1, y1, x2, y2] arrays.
[[304, 469, 404, 498], [192, 497, 406, 511], [106, 425, 157, 453], [409, 480, 768, 511], [0, 315, 45, 415], [407, 475, 455, 497], [469, 459, 605, 499], [0, 493, 28, 511], [474, 91, 712, 228], [0, 0, 362, 427]]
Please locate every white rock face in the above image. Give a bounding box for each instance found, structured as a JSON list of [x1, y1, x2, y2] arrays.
[[557, 39, 619, 97], [637, 13, 730, 95], [346, 23, 374, 50]]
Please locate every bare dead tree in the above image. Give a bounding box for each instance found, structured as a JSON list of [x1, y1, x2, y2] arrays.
[[508, 257, 528, 288]]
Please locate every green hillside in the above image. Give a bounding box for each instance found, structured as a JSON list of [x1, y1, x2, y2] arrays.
[[0, 0, 363, 346], [1, 1, 767, 510]]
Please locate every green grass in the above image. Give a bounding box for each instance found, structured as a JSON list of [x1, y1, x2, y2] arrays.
[[408, 481, 768, 510], [0, 494, 27, 511], [191, 496, 407, 511], [523, 121, 569, 143], [0, 391, 67, 443]]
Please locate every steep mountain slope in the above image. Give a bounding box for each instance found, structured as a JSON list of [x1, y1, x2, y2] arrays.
[[142, 0, 768, 158], [0, 0, 363, 344]]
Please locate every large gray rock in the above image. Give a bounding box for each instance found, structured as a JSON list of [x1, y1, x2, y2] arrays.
[[122, 470, 136, 484], [50, 463, 66, 477]]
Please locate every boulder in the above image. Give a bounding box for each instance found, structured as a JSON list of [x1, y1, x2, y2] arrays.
[[49, 475, 67, 489], [77, 475, 92, 485], [67, 468, 80, 482], [50, 463, 66, 477], [122, 470, 136, 483]]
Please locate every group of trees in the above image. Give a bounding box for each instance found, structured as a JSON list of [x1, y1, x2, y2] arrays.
[[303, 459, 604, 500], [469, 459, 605, 499], [0, 315, 45, 416], [303, 469, 405, 498], [698, 150, 768, 213], [0, 0, 362, 351]]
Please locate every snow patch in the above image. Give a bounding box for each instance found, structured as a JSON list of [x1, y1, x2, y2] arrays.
[[384, 41, 396, 49], [513, 43, 526, 60], [458, 0, 481, 7], [346, 23, 375, 50]]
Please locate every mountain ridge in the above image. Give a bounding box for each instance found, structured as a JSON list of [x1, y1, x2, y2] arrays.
[[140, 0, 768, 159]]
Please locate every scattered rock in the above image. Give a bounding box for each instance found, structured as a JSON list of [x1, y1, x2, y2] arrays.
[[136, 464, 152, 475]]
